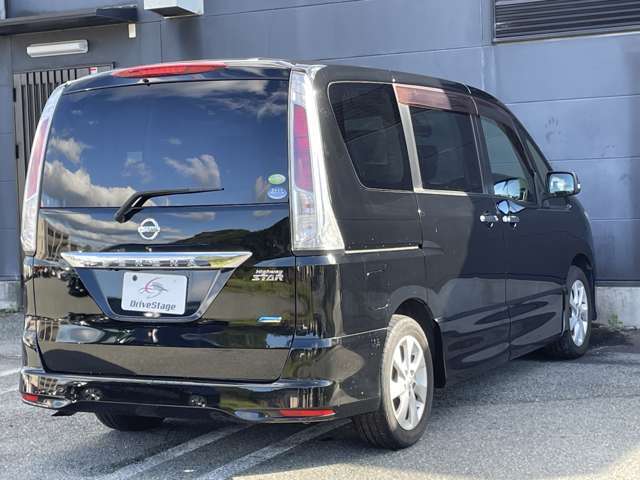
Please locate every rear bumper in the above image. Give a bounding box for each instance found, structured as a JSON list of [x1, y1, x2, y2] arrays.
[[19, 368, 376, 422], [20, 328, 387, 422]]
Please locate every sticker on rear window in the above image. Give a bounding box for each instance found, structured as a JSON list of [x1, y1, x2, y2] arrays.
[[268, 173, 286, 185], [267, 186, 288, 200]]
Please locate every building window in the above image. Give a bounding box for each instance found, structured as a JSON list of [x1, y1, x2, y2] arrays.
[[494, 0, 640, 42]]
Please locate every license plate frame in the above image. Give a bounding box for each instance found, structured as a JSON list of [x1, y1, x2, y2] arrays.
[[121, 272, 187, 315]]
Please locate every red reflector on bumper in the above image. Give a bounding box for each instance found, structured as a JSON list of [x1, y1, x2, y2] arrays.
[[22, 393, 38, 402], [278, 409, 335, 418]]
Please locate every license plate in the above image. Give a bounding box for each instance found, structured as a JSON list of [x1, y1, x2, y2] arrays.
[[121, 272, 187, 315]]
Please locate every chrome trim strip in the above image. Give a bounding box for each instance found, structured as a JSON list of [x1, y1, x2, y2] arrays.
[[397, 102, 423, 190], [345, 246, 420, 255], [257, 316, 283, 324], [60, 251, 252, 270], [21, 368, 332, 390], [414, 187, 470, 197], [463, 84, 480, 115]]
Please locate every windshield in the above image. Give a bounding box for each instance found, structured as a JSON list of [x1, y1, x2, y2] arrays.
[[41, 79, 289, 207]]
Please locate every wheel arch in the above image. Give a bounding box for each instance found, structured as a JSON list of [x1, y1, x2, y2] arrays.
[[394, 298, 447, 388]]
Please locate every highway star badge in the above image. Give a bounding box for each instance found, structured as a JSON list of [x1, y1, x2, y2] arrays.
[[251, 269, 284, 282]]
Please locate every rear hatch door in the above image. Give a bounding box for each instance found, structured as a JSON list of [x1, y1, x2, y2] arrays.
[[33, 72, 295, 382]]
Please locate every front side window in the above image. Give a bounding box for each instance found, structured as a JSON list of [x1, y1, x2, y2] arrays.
[[410, 106, 482, 193], [524, 137, 550, 177], [522, 133, 551, 191], [480, 117, 536, 203], [329, 83, 412, 190]]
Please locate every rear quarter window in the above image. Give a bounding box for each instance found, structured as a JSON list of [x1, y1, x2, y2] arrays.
[[329, 82, 412, 191], [41, 79, 289, 207]]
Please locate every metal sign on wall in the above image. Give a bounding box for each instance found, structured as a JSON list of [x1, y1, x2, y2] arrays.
[[13, 64, 112, 207]]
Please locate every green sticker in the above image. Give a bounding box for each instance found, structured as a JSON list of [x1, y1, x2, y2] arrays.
[[268, 173, 286, 185]]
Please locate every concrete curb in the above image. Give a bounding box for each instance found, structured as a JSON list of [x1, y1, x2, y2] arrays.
[[0, 281, 20, 312], [596, 286, 640, 329], [0, 313, 23, 359]]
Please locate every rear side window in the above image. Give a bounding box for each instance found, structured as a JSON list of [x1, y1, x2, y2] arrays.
[[410, 107, 482, 193], [41, 80, 289, 207], [329, 83, 412, 190]]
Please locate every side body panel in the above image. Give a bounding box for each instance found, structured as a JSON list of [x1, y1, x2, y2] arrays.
[[299, 67, 429, 399], [474, 101, 563, 356], [418, 193, 510, 376], [497, 195, 566, 357], [395, 84, 510, 378], [289, 248, 427, 408], [474, 97, 595, 357], [314, 69, 423, 251]]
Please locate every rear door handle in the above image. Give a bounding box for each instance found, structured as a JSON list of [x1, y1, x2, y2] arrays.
[[502, 214, 520, 225]]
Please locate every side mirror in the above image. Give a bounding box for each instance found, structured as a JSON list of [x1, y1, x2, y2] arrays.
[[547, 171, 580, 197]]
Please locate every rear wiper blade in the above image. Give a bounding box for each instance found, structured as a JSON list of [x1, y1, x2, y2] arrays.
[[114, 187, 224, 223]]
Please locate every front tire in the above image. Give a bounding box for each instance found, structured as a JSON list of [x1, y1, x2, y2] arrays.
[[95, 412, 164, 431], [547, 266, 592, 359], [353, 314, 434, 449]]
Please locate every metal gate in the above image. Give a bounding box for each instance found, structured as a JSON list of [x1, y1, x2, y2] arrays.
[[13, 64, 113, 207]]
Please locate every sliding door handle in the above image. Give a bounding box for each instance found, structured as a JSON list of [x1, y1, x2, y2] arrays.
[[480, 213, 500, 227]]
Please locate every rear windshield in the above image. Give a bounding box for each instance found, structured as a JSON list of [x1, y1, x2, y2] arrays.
[[41, 79, 289, 207]]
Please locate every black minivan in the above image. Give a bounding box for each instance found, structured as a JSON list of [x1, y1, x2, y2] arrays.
[[20, 59, 595, 449]]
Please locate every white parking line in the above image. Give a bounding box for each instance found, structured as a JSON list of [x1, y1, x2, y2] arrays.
[[198, 419, 350, 480], [0, 388, 17, 396], [0, 368, 20, 378], [97, 424, 250, 480]]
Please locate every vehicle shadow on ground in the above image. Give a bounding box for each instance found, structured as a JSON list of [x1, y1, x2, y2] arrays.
[[232, 328, 640, 479], [12, 324, 640, 479]]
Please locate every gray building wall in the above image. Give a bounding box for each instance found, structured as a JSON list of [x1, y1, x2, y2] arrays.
[[1, 0, 639, 307], [0, 29, 17, 308]]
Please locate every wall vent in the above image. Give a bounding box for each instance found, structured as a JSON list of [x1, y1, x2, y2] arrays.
[[494, 0, 640, 42]]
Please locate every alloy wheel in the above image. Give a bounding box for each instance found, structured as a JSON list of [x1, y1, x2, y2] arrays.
[[569, 279, 589, 347], [389, 335, 428, 430]]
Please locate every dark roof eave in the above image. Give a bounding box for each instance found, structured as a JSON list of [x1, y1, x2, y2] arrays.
[[0, 4, 138, 36]]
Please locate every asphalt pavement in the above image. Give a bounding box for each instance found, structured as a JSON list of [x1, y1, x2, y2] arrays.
[[1, 312, 639, 480]]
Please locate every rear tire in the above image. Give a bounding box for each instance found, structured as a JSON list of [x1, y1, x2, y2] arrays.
[[353, 314, 434, 449], [95, 412, 164, 431], [546, 266, 592, 359]]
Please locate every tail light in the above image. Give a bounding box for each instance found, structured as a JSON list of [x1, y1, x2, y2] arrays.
[[22, 393, 39, 403], [288, 70, 344, 253], [113, 61, 226, 78], [21, 84, 65, 256]]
